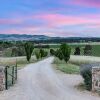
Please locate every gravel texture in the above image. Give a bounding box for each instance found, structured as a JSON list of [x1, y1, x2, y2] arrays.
[[0, 57, 100, 100]]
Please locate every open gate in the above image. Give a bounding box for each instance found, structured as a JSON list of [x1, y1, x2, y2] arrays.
[[5, 64, 17, 90]]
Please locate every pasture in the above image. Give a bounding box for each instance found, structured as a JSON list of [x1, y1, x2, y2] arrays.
[[49, 43, 100, 57]]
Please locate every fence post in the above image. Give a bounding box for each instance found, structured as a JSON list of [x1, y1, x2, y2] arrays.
[[15, 59, 17, 80], [5, 66, 8, 90], [12, 66, 14, 85]]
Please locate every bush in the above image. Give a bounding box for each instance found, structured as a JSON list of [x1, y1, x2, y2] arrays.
[[40, 49, 48, 58], [50, 49, 55, 56], [80, 65, 92, 91], [84, 45, 92, 56], [35, 51, 40, 60]]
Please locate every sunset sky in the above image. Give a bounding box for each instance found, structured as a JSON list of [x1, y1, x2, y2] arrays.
[[0, 0, 100, 37]]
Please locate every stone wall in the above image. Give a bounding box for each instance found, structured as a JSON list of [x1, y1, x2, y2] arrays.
[[92, 67, 100, 92], [0, 67, 5, 91]]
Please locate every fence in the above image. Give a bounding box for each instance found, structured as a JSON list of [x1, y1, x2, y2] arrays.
[[5, 64, 17, 90]]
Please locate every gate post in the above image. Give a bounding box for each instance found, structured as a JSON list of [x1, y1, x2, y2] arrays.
[[92, 67, 100, 92], [0, 67, 5, 91], [5, 66, 8, 90]]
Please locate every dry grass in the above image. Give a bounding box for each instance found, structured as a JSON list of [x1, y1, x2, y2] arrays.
[[0, 56, 37, 68]]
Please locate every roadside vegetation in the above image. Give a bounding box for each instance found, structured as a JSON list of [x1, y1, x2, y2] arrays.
[[0, 42, 49, 69], [51, 43, 80, 74], [0, 41, 100, 92], [53, 57, 80, 74]]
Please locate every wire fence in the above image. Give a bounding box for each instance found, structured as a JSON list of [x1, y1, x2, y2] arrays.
[[5, 64, 17, 90]]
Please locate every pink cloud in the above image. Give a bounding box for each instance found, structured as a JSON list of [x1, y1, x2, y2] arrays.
[[0, 18, 23, 25], [0, 27, 40, 34], [69, 0, 100, 8], [0, 13, 100, 37], [35, 14, 100, 27]]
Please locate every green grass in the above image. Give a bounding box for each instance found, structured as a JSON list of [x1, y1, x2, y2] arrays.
[[49, 43, 100, 57], [70, 44, 100, 57], [53, 58, 80, 74], [55, 63, 80, 74]]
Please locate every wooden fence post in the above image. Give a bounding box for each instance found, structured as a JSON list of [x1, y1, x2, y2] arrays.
[[12, 66, 14, 85], [5, 66, 8, 90], [15, 59, 17, 80]]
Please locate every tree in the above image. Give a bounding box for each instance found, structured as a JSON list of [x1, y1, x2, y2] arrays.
[[56, 43, 71, 63], [74, 47, 80, 55], [39, 49, 44, 58], [24, 42, 34, 62], [50, 49, 55, 56], [39, 49, 48, 58], [43, 51, 48, 57], [84, 45, 92, 56], [55, 49, 63, 60]]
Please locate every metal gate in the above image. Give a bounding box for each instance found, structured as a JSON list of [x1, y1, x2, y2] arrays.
[[5, 64, 17, 90]]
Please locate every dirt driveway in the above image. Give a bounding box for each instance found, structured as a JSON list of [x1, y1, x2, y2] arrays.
[[0, 57, 100, 100]]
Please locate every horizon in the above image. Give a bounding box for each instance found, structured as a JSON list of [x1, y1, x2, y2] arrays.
[[1, 33, 100, 38], [0, 0, 100, 37]]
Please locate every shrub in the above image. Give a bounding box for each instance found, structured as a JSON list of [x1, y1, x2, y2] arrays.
[[80, 65, 92, 91], [50, 49, 55, 56], [35, 51, 40, 60], [84, 45, 92, 56], [40, 49, 48, 58]]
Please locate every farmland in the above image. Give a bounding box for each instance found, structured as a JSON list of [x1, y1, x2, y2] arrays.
[[49, 43, 100, 57]]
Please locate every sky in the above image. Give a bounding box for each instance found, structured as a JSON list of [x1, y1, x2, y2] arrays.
[[0, 0, 100, 37]]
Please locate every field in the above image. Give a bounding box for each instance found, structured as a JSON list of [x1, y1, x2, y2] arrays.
[[0, 56, 37, 69], [49, 43, 100, 57]]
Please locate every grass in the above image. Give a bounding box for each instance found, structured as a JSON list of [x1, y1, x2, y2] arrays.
[[0, 56, 38, 69], [49, 43, 100, 57], [54, 63, 80, 74], [70, 44, 100, 57], [53, 57, 80, 74]]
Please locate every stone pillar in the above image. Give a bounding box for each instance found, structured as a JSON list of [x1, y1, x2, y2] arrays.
[[92, 67, 100, 92], [0, 67, 5, 91]]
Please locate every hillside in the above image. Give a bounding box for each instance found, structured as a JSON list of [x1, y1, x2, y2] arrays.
[[0, 34, 100, 43]]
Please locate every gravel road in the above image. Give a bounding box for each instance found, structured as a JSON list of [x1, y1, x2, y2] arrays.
[[0, 57, 100, 100]]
